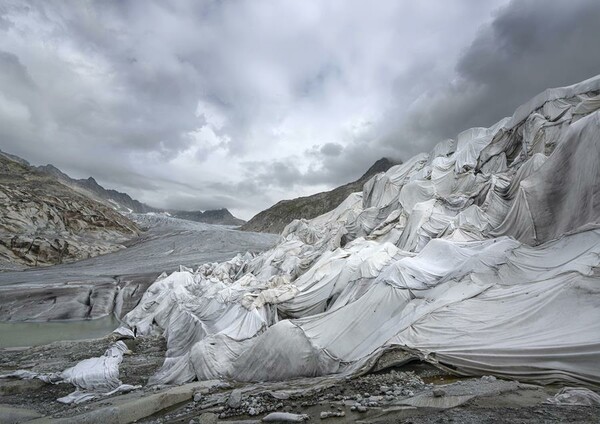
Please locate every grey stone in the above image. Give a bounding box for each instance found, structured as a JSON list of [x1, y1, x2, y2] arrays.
[[197, 412, 218, 424], [263, 412, 310, 422], [320, 410, 345, 419], [0, 404, 44, 424], [228, 389, 243, 408]]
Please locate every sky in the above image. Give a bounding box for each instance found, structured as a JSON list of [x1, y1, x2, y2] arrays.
[[0, 0, 599, 220]]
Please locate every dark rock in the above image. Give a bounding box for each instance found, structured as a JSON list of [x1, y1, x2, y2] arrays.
[[227, 389, 243, 408]]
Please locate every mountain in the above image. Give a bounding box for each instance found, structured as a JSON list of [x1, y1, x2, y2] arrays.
[[37, 164, 159, 214], [0, 152, 140, 268], [35, 163, 245, 225], [168, 208, 245, 226], [241, 157, 399, 234]]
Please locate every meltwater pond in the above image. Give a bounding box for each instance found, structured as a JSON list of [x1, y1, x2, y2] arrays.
[[0, 315, 120, 348]]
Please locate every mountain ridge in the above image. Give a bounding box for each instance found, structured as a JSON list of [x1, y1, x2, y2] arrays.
[[241, 157, 399, 234], [0, 151, 245, 226], [167, 208, 245, 226]]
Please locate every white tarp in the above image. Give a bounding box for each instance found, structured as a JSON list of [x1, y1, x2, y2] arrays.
[[0, 341, 140, 404], [113, 75, 600, 387]]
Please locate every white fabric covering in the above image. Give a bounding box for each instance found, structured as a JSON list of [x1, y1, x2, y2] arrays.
[[0, 341, 140, 404], [119, 75, 600, 387]]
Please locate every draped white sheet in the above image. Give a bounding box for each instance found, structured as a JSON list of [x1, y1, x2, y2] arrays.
[[120, 75, 600, 387]]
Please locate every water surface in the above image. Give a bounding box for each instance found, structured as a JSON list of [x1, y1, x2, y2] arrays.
[[0, 315, 120, 348]]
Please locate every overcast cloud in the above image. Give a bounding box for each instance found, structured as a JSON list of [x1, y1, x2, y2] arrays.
[[0, 0, 599, 219]]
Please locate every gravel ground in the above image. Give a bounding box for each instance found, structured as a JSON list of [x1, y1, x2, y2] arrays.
[[1, 334, 599, 423]]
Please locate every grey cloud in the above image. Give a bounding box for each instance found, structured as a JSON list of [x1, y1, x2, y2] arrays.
[[379, 0, 600, 158], [320, 143, 343, 157], [306, 0, 600, 189], [141, 177, 276, 217], [455, 0, 600, 124], [245, 141, 399, 197], [160, 192, 239, 212], [0, 3, 17, 31], [252, 160, 304, 189], [0, 51, 36, 90], [1, 2, 204, 160], [1, 0, 597, 219], [304, 142, 400, 187]]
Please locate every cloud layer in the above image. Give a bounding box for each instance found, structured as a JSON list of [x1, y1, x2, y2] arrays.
[[0, 0, 598, 219]]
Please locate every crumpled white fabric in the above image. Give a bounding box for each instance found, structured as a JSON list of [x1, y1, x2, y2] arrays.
[[545, 387, 600, 406], [118, 75, 600, 387], [0, 341, 140, 404]]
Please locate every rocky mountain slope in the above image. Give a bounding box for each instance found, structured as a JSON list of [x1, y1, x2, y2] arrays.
[[241, 157, 398, 234], [0, 153, 140, 268], [39, 164, 159, 214]]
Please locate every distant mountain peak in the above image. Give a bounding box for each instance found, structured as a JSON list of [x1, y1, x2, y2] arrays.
[[1, 150, 248, 227], [80, 176, 103, 188], [359, 157, 398, 181], [37, 164, 71, 181], [169, 208, 245, 226], [0, 149, 30, 166]]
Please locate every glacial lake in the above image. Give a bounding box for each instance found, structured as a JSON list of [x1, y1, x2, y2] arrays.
[[0, 315, 120, 348]]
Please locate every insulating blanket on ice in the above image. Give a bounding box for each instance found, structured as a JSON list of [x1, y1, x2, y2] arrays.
[[122, 75, 600, 386]]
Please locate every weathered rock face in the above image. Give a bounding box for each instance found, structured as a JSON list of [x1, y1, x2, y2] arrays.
[[241, 158, 398, 234], [0, 154, 140, 268]]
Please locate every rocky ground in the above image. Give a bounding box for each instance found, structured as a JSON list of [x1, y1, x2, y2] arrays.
[[1, 334, 598, 423]]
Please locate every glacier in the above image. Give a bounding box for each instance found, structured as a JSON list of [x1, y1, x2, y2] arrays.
[[120, 75, 600, 387]]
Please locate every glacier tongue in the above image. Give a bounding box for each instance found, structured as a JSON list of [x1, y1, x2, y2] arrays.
[[124, 75, 600, 386]]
